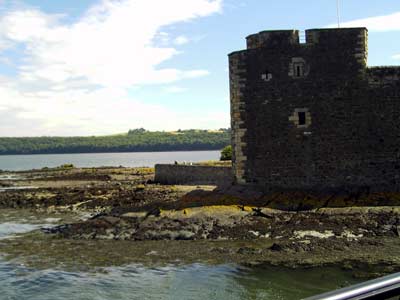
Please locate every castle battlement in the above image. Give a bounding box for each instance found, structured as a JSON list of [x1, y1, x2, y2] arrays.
[[229, 27, 400, 193], [245, 28, 367, 49], [246, 30, 300, 49]]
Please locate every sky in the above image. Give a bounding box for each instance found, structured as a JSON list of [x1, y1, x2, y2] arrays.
[[1, 0, 400, 136]]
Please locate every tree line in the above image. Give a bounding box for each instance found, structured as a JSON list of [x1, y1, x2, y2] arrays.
[[0, 129, 231, 155]]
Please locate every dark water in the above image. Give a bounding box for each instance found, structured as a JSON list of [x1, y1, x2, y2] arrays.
[[0, 261, 361, 300], [0, 211, 364, 300], [0, 151, 220, 171]]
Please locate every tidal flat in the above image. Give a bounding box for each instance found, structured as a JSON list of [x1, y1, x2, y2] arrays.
[[0, 166, 399, 292]]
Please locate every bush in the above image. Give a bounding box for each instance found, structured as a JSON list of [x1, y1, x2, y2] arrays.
[[220, 145, 232, 161], [57, 164, 75, 169]]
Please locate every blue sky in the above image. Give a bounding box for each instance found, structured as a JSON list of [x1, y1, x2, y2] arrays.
[[0, 0, 400, 136]]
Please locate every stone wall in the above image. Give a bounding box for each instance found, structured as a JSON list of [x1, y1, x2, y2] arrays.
[[154, 164, 233, 186], [229, 27, 400, 193]]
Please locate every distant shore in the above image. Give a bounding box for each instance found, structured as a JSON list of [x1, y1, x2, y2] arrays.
[[0, 129, 230, 155]]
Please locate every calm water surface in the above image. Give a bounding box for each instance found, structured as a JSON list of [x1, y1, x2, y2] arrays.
[[0, 151, 220, 171], [0, 211, 364, 300], [0, 261, 361, 300]]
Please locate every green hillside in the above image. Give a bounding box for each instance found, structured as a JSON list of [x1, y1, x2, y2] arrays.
[[0, 129, 231, 155]]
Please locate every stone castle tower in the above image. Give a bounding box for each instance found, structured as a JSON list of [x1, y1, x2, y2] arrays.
[[229, 28, 400, 192]]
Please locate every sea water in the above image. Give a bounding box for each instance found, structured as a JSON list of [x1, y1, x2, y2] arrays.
[[0, 210, 364, 300], [0, 151, 220, 171]]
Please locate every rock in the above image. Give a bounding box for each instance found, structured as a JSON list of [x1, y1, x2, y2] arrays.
[[117, 232, 133, 240], [102, 216, 121, 225], [142, 229, 195, 240], [121, 212, 148, 218], [253, 207, 275, 218], [237, 247, 262, 255], [210, 247, 232, 254], [248, 230, 260, 237], [176, 230, 196, 240], [293, 230, 335, 239], [270, 243, 284, 252], [396, 226, 400, 237], [383, 225, 393, 232], [96, 233, 115, 240]]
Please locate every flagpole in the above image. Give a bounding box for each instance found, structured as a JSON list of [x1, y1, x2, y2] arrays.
[[337, 0, 341, 28]]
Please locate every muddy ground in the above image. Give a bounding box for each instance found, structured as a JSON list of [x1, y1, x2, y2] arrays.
[[0, 166, 400, 274]]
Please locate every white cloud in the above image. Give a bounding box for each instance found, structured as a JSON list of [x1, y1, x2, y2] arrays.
[[164, 86, 187, 93], [182, 69, 210, 78], [392, 54, 400, 60], [328, 11, 400, 31], [0, 55, 12, 65], [174, 35, 189, 45], [0, 0, 221, 87], [0, 0, 226, 136]]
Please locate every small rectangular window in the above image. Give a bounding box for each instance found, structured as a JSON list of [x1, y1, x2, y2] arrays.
[[298, 112, 306, 125], [296, 66, 301, 77], [294, 63, 304, 77]]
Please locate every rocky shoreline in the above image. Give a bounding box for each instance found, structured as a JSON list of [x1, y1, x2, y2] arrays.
[[0, 166, 399, 274]]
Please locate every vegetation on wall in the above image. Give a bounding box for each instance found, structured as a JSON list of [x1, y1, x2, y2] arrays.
[[220, 145, 232, 161], [0, 129, 231, 155]]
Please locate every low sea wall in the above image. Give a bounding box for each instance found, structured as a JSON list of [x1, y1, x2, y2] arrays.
[[154, 164, 232, 186]]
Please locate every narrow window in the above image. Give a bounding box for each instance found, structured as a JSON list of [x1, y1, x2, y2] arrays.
[[289, 58, 308, 79], [298, 112, 306, 125], [294, 63, 304, 77], [296, 65, 302, 77]]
